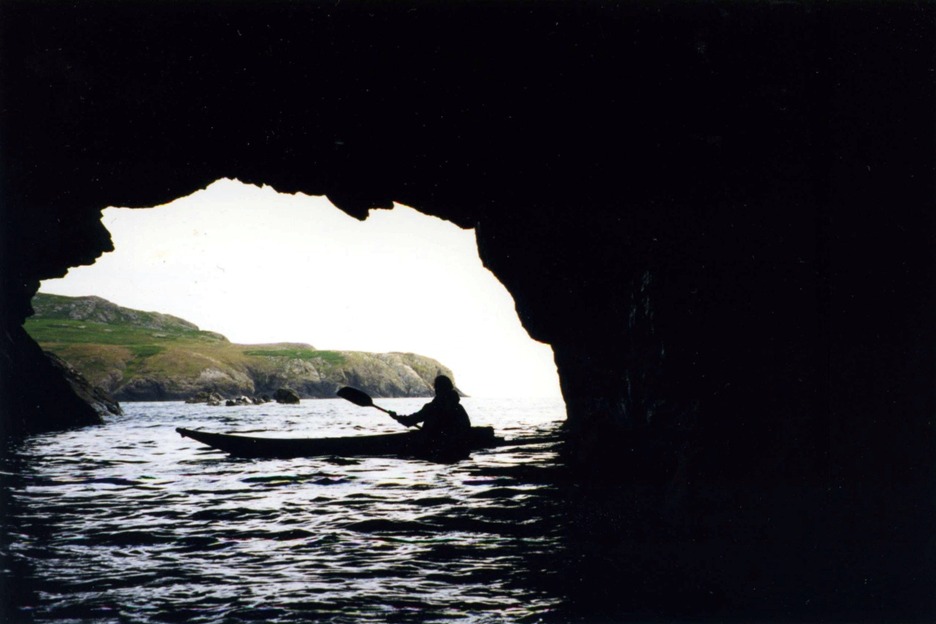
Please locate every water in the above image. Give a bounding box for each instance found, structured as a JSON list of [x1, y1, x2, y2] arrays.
[[1, 398, 569, 624]]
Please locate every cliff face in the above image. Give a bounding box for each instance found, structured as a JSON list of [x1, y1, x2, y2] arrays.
[[27, 294, 454, 401], [1, 2, 934, 617]]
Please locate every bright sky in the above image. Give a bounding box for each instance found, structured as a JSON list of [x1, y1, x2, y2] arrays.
[[40, 178, 562, 398]]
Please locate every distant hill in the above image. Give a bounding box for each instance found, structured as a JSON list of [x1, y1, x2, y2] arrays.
[[26, 293, 454, 402]]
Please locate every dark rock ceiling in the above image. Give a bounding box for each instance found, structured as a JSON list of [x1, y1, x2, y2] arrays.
[[0, 1, 934, 616]]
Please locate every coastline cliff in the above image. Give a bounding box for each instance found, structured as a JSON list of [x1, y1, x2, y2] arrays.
[[26, 293, 455, 402]]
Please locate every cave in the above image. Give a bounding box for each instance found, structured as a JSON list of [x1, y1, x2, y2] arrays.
[[1, 0, 934, 619], [36, 179, 563, 401]]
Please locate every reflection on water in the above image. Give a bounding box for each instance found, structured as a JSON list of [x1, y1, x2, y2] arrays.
[[1, 399, 572, 623], [3, 397, 884, 623]]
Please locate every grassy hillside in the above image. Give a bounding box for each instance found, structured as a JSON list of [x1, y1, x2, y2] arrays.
[[26, 294, 450, 401]]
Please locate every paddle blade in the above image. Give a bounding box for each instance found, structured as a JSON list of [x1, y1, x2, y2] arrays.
[[337, 386, 375, 408]]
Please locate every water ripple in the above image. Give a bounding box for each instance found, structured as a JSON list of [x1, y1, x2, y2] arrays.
[[1, 398, 566, 623]]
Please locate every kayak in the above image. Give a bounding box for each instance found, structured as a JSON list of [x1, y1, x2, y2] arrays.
[[176, 426, 503, 460]]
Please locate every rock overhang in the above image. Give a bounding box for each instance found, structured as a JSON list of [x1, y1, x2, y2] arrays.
[[0, 0, 932, 482], [1, 1, 935, 617]]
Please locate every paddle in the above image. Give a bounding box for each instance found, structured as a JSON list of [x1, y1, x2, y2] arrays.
[[336, 386, 394, 415], [336, 386, 424, 431]]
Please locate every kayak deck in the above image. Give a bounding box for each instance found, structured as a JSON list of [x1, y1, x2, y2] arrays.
[[176, 426, 501, 460]]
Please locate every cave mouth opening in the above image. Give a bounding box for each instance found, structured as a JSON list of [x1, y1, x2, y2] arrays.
[[34, 178, 562, 411]]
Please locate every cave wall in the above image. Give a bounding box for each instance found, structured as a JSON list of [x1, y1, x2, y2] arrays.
[[1, 0, 931, 453], [1, 0, 934, 612], [2, 0, 930, 472]]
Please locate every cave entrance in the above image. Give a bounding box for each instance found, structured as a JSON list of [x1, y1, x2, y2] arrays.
[[38, 178, 562, 408]]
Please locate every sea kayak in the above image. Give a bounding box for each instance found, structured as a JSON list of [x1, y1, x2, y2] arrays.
[[176, 426, 502, 460]]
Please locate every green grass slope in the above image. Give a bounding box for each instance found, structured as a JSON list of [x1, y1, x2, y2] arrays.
[[26, 294, 452, 401]]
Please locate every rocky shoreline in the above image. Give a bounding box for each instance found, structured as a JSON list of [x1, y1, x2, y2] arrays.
[[183, 387, 302, 406], [27, 294, 453, 407]]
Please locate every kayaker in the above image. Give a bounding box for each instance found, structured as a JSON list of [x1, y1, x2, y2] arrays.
[[388, 375, 472, 459]]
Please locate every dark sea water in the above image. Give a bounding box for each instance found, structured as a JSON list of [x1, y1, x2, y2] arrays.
[[1, 398, 571, 624]]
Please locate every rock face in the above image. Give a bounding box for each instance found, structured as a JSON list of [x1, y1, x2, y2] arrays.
[[1, 2, 934, 619], [43, 352, 123, 419]]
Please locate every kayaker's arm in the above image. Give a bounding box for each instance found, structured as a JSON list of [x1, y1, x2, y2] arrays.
[[388, 408, 427, 428], [390, 412, 419, 427]]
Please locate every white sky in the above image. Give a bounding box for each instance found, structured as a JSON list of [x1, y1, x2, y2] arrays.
[[39, 178, 562, 398]]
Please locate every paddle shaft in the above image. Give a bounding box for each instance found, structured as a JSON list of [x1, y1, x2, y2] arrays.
[[366, 403, 421, 429], [337, 386, 420, 428]]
